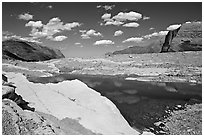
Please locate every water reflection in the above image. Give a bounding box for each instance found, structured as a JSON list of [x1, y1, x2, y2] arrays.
[[27, 74, 202, 134]]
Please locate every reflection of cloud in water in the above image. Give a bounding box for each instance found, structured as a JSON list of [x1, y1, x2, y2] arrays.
[[149, 81, 166, 87], [165, 86, 178, 92], [106, 91, 123, 96], [123, 89, 138, 94], [115, 96, 140, 104], [114, 81, 122, 87], [149, 82, 178, 92], [84, 80, 102, 88]]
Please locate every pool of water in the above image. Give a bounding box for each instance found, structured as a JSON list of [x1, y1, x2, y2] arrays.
[[27, 74, 202, 134]]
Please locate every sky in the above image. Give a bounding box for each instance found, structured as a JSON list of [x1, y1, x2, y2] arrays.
[[2, 2, 202, 58]]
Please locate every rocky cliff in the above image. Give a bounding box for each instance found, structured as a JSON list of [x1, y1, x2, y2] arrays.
[[2, 39, 65, 62], [111, 21, 201, 55], [160, 27, 181, 52]]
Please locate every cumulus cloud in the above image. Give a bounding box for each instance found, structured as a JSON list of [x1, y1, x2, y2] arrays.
[[103, 5, 115, 10], [101, 11, 142, 27], [25, 17, 81, 41], [94, 40, 114, 45], [80, 29, 102, 39], [122, 37, 143, 43], [25, 21, 43, 28], [75, 42, 81, 45], [143, 31, 168, 39], [158, 31, 168, 35], [104, 20, 124, 26], [112, 11, 142, 21], [18, 13, 33, 20], [114, 30, 123, 36], [49, 35, 67, 41], [101, 13, 111, 20], [75, 42, 83, 47], [166, 24, 181, 30], [123, 22, 139, 28], [149, 27, 155, 30], [2, 31, 41, 43], [97, 5, 115, 10], [143, 16, 150, 20], [47, 5, 53, 9]]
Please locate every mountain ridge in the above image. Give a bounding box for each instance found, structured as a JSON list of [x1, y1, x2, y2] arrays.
[[2, 39, 65, 62], [109, 21, 201, 56]]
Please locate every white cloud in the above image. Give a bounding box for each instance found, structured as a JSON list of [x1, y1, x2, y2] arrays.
[[103, 5, 115, 10], [143, 31, 168, 39], [149, 27, 155, 30], [96, 5, 102, 8], [75, 42, 81, 45], [47, 5, 53, 9], [166, 24, 181, 30], [112, 11, 142, 21], [114, 30, 123, 36], [94, 40, 114, 45], [143, 16, 150, 20], [3, 31, 41, 43], [80, 29, 102, 39], [18, 13, 33, 20], [185, 21, 191, 24], [25, 21, 43, 28], [101, 13, 111, 20], [64, 22, 81, 30], [49, 35, 67, 41], [26, 17, 81, 40], [75, 42, 83, 47], [97, 5, 115, 10], [101, 11, 142, 27], [122, 37, 143, 43], [158, 31, 168, 35], [104, 20, 124, 26], [123, 22, 139, 28]]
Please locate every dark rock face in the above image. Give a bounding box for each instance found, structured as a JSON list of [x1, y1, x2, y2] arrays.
[[2, 39, 65, 62], [2, 75, 35, 111], [160, 27, 181, 52], [110, 22, 202, 55]]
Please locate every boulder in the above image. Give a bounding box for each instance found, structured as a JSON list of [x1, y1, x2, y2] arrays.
[[2, 99, 65, 135]]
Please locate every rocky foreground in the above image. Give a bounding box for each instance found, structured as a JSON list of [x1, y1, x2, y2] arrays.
[[2, 72, 151, 135], [2, 50, 202, 135]]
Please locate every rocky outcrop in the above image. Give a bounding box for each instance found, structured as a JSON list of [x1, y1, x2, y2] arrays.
[[4, 72, 140, 135], [2, 99, 65, 135], [160, 27, 181, 52], [110, 21, 201, 55], [2, 74, 35, 111], [168, 22, 202, 52], [2, 39, 65, 62]]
